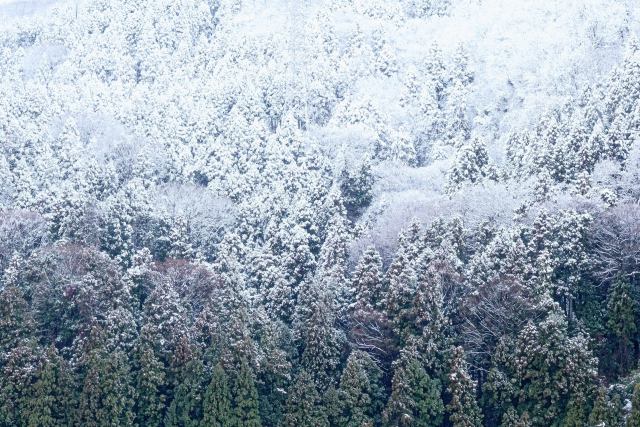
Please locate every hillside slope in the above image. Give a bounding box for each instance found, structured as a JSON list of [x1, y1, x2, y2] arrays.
[[1, 1, 640, 426]]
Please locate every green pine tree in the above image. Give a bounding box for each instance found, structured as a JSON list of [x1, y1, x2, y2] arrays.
[[352, 246, 385, 312], [384, 352, 444, 427], [231, 358, 261, 427], [561, 395, 588, 427], [203, 363, 233, 427], [588, 387, 608, 427], [24, 346, 74, 427], [337, 350, 384, 427], [606, 278, 638, 376], [628, 383, 640, 427], [282, 371, 328, 427], [77, 348, 135, 427], [134, 339, 166, 427], [446, 346, 482, 427], [165, 357, 206, 427], [607, 392, 624, 427]]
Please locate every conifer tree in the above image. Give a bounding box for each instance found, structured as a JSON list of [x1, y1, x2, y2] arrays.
[[165, 356, 206, 427], [339, 160, 374, 220], [447, 138, 494, 192], [316, 204, 351, 309], [384, 350, 444, 427], [22, 346, 74, 427], [337, 350, 385, 427], [282, 370, 328, 427], [294, 279, 343, 391], [203, 363, 233, 427], [352, 246, 385, 312], [0, 342, 42, 426], [77, 346, 135, 427], [484, 302, 597, 426], [606, 278, 637, 376], [134, 338, 166, 427], [561, 395, 588, 427], [608, 392, 624, 427], [413, 256, 448, 358], [588, 387, 608, 427], [385, 250, 418, 340], [628, 383, 640, 427], [446, 346, 482, 427], [168, 216, 195, 259], [0, 284, 33, 355], [231, 357, 261, 427]]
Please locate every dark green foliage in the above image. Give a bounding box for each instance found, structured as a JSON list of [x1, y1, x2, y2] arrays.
[[352, 246, 385, 312], [24, 347, 74, 427], [0, 285, 33, 353], [384, 353, 444, 427], [77, 346, 135, 427], [282, 371, 328, 427], [484, 304, 597, 426], [560, 395, 588, 427], [0, 343, 74, 427], [606, 278, 638, 376], [294, 280, 343, 391], [165, 357, 206, 427], [446, 346, 482, 427], [588, 387, 608, 427], [628, 383, 640, 427], [339, 160, 375, 220], [230, 358, 261, 427], [609, 392, 624, 427], [336, 350, 385, 427], [134, 339, 166, 427], [203, 363, 233, 427]]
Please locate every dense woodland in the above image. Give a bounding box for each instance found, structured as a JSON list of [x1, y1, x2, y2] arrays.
[[1, 0, 640, 426]]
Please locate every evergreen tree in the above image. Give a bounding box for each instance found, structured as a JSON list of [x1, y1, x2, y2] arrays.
[[282, 371, 328, 427], [165, 357, 206, 427], [561, 395, 588, 427], [230, 357, 261, 427], [0, 283, 33, 355], [339, 159, 375, 220], [446, 346, 482, 427], [0, 342, 42, 426], [134, 337, 166, 427], [589, 387, 609, 427], [316, 201, 351, 309], [412, 256, 448, 371], [606, 278, 637, 376], [384, 350, 444, 427], [24, 347, 74, 427], [385, 249, 418, 340], [168, 216, 195, 259], [337, 350, 385, 427], [294, 280, 343, 391], [204, 363, 233, 427], [484, 302, 597, 426], [253, 316, 291, 426], [608, 392, 624, 427], [352, 246, 385, 312], [628, 383, 640, 427], [77, 346, 135, 427], [447, 138, 495, 192]]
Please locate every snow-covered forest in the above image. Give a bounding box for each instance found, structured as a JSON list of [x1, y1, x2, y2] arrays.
[[1, 0, 640, 425]]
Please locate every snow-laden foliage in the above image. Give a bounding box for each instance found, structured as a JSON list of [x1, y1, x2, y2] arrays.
[[1, 0, 640, 426]]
